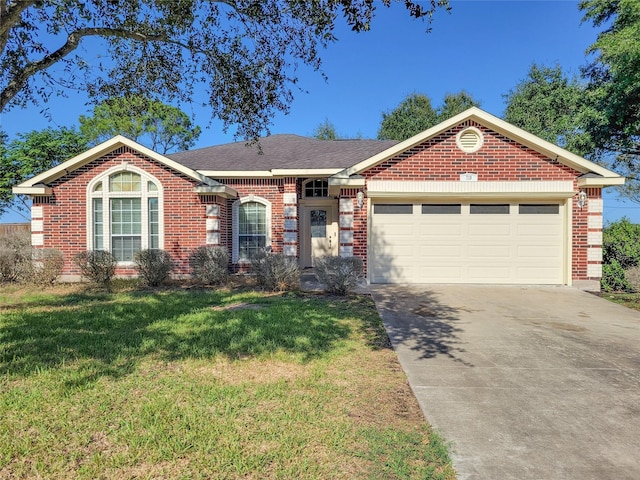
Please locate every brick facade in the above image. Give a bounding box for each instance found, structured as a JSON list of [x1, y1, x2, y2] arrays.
[[26, 118, 609, 286]]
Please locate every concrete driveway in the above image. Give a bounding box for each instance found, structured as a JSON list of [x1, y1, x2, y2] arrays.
[[370, 285, 640, 480]]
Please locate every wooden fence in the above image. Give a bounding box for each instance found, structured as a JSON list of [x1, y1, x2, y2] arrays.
[[0, 223, 30, 236]]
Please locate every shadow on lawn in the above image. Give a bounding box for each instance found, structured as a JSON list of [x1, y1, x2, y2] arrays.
[[0, 289, 353, 386]]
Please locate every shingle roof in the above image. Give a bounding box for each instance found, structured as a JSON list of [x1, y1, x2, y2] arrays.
[[167, 134, 399, 172]]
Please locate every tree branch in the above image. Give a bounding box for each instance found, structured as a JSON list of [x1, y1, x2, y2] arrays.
[[0, 0, 37, 54], [0, 26, 187, 111]]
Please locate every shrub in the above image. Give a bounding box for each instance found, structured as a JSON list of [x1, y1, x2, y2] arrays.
[[73, 250, 117, 285], [0, 230, 32, 282], [29, 249, 64, 285], [188, 246, 229, 285], [250, 249, 299, 292], [314, 256, 364, 295], [134, 249, 174, 286], [625, 266, 640, 293], [602, 218, 640, 292]]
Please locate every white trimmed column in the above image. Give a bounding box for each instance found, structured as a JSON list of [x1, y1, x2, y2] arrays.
[[339, 197, 354, 257], [586, 196, 603, 278], [31, 205, 44, 247], [282, 192, 298, 256], [205, 204, 221, 245]]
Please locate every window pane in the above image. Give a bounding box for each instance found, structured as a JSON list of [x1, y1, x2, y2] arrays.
[[310, 209, 327, 238], [373, 204, 413, 214], [239, 235, 266, 261], [422, 204, 461, 214], [470, 204, 510, 214], [519, 204, 559, 214], [110, 172, 141, 192], [112, 236, 142, 262], [111, 198, 142, 260], [149, 198, 159, 249], [239, 202, 266, 235], [148, 181, 158, 192], [93, 198, 103, 250]]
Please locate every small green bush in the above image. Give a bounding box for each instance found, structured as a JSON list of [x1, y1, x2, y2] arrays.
[[73, 250, 117, 285], [0, 230, 32, 282], [188, 245, 229, 285], [250, 249, 299, 292], [134, 249, 174, 286], [314, 256, 364, 295], [29, 249, 64, 285]]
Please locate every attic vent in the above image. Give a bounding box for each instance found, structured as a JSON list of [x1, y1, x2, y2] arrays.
[[456, 127, 483, 153]]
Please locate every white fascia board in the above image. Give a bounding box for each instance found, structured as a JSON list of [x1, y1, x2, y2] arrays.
[[328, 177, 366, 187], [368, 191, 576, 199], [577, 176, 626, 187], [367, 180, 575, 197], [194, 185, 238, 198], [344, 107, 622, 180], [12, 184, 53, 195], [200, 168, 343, 179], [15, 135, 219, 189], [270, 168, 342, 177], [199, 170, 274, 178]]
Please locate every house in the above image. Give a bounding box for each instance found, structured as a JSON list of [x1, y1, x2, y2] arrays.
[[14, 107, 624, 290]]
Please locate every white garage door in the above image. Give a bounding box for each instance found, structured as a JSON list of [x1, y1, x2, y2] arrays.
[[369, 202, 565, 284]]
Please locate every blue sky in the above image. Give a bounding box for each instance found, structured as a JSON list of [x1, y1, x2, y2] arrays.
[[1, 0, 639, 223]]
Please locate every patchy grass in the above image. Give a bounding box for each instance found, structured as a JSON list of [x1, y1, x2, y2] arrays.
[[598, 291, 640, 311], [0, 283, 455, 479]]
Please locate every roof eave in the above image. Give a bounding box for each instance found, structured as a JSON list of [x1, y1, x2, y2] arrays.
[[577, 176, 625, 188]]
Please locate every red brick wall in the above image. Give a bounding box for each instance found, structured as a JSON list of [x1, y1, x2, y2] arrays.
[[38, 146, 212, 277], [215, 177, 296, 271]]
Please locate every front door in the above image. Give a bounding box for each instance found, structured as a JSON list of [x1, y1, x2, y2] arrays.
[[302, 204, 338, 267]]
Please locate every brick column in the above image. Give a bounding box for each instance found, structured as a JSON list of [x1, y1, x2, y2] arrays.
[[282, 192, 298, 256], [205, 204, 221, 246]]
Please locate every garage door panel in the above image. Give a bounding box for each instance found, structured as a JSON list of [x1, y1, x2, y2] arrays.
[[468, 245, 512, 257], [418, 245, 463, 257], [371, 201, 564, 284], [419, 224, 464, 236], [468, 224, 511, 235]]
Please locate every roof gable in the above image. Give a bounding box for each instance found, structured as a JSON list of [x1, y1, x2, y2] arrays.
[[14, 136, 224, 193], [337, 107, 623, 187]]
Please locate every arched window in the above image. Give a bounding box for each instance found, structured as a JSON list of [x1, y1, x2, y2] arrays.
[[87, 166, 162, 262], [232, 196, 271, 262]]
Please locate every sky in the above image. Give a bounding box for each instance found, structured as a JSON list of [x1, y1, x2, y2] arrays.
[[1, 0, 639, 223]]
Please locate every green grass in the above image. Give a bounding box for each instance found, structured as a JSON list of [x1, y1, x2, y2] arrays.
[[0, 284, 455, 479], [599, 291, 640, 311]]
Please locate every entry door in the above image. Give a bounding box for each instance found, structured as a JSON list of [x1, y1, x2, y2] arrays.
[[303, 205, 338, 267]]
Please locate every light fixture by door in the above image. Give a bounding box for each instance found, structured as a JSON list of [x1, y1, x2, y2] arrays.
[[577, 190, 587, 209], [356, 190, 365, 209]]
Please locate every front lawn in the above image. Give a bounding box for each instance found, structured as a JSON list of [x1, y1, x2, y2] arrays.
[[0, 283, 455, 479], [599, 292, 640, 311]]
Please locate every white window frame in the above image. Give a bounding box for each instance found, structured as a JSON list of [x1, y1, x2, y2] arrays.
[[86, 164, 164, 265], [302, 178, 329, 198], [232, 195, 272, 263]]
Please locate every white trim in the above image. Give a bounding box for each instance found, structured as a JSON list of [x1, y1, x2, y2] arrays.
[[86, 164, 164, 262], [232, 195, 272, 263], [14, 135, 222, 191], [198, 168, 342, 178], [338, 107, 623, 183], [367, 180, 575, 197], [577, 176, 625, 187]]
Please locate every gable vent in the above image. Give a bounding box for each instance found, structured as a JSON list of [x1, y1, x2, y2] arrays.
[[456, 127, 484, 153]]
